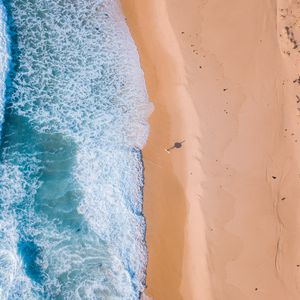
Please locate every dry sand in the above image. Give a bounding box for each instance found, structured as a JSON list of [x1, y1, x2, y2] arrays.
[[122, 0, 300, 299]]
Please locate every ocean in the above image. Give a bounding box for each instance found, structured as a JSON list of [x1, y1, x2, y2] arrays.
[[0, 0, 152, 299]]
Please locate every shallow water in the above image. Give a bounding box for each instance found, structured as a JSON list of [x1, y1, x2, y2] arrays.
[[0, 0, 152, 299]]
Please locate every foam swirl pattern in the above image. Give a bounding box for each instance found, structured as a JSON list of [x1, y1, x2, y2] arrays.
[[0, 0, 152, 299], [0, 1, 8, 135]]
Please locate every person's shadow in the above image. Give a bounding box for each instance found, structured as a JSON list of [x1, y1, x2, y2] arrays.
[[165, 140, 185, 153]]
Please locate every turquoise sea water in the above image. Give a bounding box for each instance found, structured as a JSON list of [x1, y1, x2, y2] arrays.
[[0, 0, 152, 299]]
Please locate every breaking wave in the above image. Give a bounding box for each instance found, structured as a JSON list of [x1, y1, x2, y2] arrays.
[[0, 0, 152, 299]]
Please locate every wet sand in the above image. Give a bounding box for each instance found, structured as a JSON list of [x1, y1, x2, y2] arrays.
[[122, 0, 300, 299]]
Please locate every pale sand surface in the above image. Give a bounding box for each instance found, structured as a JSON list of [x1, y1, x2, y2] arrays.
[[122, 0, 300, 299]]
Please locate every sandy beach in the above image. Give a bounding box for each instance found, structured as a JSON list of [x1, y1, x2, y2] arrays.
[[122, 0, 300, 299]]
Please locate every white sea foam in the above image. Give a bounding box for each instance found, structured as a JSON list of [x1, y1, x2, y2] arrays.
[[0, 164, 36, 299], [0, 1, 8, 136], [0, 0, 152, 298]]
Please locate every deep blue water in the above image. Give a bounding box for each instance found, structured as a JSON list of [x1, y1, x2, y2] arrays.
[[0, 0, 152, 299]]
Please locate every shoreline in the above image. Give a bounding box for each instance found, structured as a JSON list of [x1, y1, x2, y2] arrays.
[[122, 0, 300, 299], [121, 1, 210, 299]]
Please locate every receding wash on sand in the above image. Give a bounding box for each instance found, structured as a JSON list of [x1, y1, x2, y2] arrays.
[[1, 0, 300, 299]]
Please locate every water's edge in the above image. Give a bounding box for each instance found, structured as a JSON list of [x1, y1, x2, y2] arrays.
[[0, 0, 152, 298]]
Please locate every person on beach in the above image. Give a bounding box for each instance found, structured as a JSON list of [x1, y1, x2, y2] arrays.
[[165, 140, 185, 153]]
